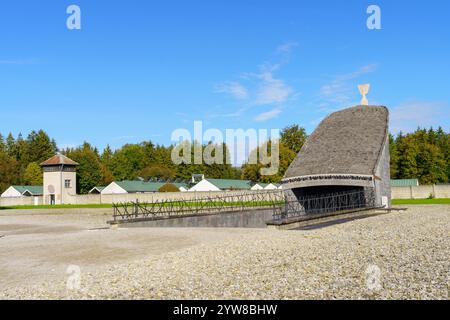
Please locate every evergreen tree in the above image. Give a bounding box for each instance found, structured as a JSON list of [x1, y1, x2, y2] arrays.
[[25, 130, 57, 164], [100, 145, 115, 185], [389, 133, 399, 179], [5, 133, 15, 156], [0, 134, 5, 153]]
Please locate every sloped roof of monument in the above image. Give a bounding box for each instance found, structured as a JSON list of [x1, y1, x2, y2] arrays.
[[284, 105, 389, 178], [40, 154, 79, 166]]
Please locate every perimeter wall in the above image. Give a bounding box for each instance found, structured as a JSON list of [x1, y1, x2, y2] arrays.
[[1, 186, 450, 206]]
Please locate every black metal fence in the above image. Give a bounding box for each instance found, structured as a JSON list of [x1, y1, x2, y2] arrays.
[[112, 190, 285, 222], [112, 189, 378, 224], [272, 189, 377, 221]]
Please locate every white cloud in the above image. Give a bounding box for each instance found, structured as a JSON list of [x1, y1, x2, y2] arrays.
[[276, 41, 299, 54], [390, 101, 450, 134], [214, 42, 298, 121], [206, 107, 248, 119], [255, 65, 293, 106], [215, 81, 249, 100], [319, 64, 378, 105], [254, 108, 282, 122]]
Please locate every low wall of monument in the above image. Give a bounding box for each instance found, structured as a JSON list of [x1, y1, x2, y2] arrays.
[[1, 185, 450, 207], [114, 208, 275, 229]]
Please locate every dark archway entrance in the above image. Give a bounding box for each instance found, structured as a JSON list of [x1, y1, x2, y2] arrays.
[[288, 186, 375, 215]]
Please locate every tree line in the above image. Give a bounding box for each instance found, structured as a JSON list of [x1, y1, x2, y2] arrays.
[[390, 127, 450, 185], [0, 126, 448, 194]]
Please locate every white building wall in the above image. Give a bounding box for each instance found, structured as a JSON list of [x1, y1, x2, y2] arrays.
[[101, 182, 128, 195], [0, 187, 22, 198], [188, 179, 221, 192], [43, 170, 77, 205]]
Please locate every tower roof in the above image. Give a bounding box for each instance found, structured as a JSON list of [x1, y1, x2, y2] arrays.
[[40, 154, 79, 166]]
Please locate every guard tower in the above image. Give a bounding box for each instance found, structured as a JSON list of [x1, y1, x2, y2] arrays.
[[40, 154, 79, 205]]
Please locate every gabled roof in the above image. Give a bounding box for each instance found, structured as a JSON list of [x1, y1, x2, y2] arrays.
[[89, 186, 105, 193], [207, 179, 252, 190], [115, 181, 166, 193], [107, 181, 189, 193], [40, 154, 79, 166], [391, 179, 419, 187], [12, 186, 43, 195], [285, 105, 389, 179]]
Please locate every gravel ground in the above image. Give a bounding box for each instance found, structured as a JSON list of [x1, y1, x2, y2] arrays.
[[0, 205, 449, 300]]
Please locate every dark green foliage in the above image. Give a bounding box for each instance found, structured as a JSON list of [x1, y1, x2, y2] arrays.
[[110, 144, 148, 180], [0, 152, 20, 192], [140, 165, 175, 180], [64, 142, 103, 194], [24, 130, 57, 164], [392, 127, 449, 184], [1, 125, 449, 194]]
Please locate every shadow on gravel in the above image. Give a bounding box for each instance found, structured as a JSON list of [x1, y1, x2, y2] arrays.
[[294, 212, 386, 231]]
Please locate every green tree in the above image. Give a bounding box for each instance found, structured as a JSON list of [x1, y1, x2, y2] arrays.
[[280, 125, 308, 154], [25, 130, 57, 164], [65, 142, 102, 194], [101, 145, 113, 167], [159, 183, 180, 193], [140, 165, 175, 180], [100, 145, 115, 185], [23, 162, 43, 185], [0, 134, 5, 153], [5, 133, 15, 156], [0, 151, 20, 192], [8, 133, 27, 164], [416, 143, 447, 184], [394, 128, 449, 184], [389, 133, 399, 179], [435, 127, 450, 182], [241, 140, 295, 183], [100, 164, 114, 185], [110, 144, 148, 180]]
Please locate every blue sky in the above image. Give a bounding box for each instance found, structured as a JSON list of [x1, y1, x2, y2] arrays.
[[0, 0, 449, 152]]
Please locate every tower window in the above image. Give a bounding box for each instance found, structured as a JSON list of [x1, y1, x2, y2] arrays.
[[65, 179, 71, 188]]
